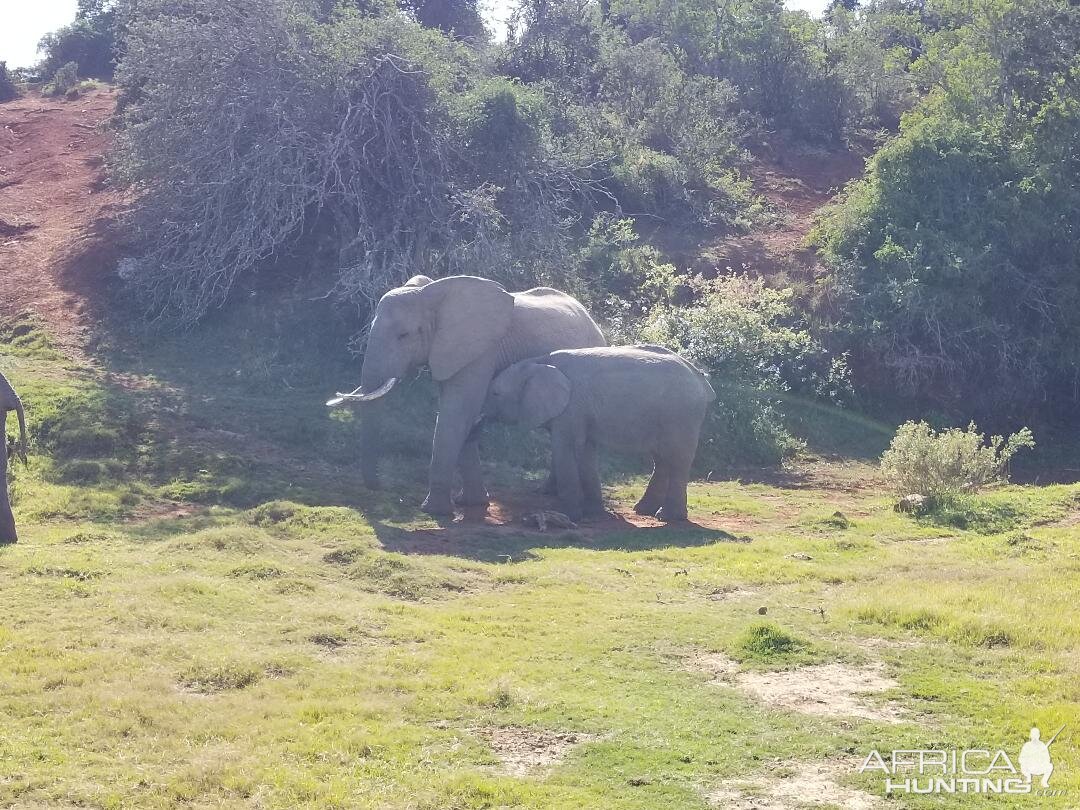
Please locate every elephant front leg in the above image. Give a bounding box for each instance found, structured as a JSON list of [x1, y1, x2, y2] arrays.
[[423, 367, 492, 516], [552, 427, 585, 522], [456, 439, 490, 507]]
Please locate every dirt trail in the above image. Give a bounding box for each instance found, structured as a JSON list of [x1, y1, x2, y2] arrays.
[[0, 88, 121, 359], [698, 138, 867, 278]]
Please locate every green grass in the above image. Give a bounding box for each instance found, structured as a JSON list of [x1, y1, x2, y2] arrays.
[[3, 309, 1080, 808]]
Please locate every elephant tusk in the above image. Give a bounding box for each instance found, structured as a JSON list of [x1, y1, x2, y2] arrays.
[[326, 377, 397, 407]]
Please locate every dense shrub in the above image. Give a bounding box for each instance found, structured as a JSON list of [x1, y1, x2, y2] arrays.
[[826, 0, 922, 129], [574, 215, 676, 318], [502, 6, 757, 231], [880, 421, 1035, 500], [639, 276, 851, 466], [112, 0, 592, 325], [44, 62, 80, 97], [0, 62, 18, 102], [400, 0, 486, 41], [815, 0, 1080, 419]]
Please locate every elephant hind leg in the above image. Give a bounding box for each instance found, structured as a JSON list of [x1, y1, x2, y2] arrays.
[[0, 452, 15, 544], [578, 440, 605, 516], [655, 424, 701, 523], [635, 457, 670, 517]]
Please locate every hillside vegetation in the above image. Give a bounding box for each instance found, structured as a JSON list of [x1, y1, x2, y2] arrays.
[[25, 0, 1077, 440], [1, 0, 1079, 807]]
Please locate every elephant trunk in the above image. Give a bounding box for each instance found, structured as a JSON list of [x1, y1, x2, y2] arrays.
[[359, 398, 383, 490], [15, 398, 26, 463], [325, 357, 403, 489]]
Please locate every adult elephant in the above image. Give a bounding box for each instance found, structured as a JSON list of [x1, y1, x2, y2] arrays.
[[329, 275, 605, 515]]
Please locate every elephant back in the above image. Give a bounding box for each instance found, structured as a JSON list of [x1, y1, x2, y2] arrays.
[[501, 289, 605, 368]]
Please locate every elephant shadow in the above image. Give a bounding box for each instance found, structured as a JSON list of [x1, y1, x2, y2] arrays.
[[368, 499, 748, 563]]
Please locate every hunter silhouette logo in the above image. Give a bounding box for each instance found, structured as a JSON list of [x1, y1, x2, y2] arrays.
[[1019, 725, 1063, 788], [860, 724, 1067, 796]]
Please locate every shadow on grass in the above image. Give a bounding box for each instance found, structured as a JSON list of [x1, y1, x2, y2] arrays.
[[369, 511, 744, 563], [912, 496, 1029, 535], [781, 394, 894, 461]]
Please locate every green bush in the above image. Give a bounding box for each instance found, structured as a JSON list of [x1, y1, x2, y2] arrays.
[[880, 421, 1035, 500], [732, 622, 814, 664], [44, 61, 80, 97], [0, 62, 18, 102], [575, 215, 676, 318], [639, 275, 851, 467], [57, 459, 125, 484]]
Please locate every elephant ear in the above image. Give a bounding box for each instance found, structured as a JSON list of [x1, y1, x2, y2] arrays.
[[521, 364, 571, 429], [404, 275, 433, 288], [425, 276, 514, 382]]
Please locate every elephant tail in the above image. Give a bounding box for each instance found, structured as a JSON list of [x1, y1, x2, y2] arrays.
[[700, 374, 717, 403]]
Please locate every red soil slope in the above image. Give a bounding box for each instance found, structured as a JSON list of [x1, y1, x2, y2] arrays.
[[698, 137, 867, 279], [0, 88, 121, 357]]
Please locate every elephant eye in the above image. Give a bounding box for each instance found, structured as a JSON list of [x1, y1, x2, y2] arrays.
[[397, 330, 410, 340]]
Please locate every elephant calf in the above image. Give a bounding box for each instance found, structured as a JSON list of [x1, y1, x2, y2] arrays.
[[484, 346, 715, 522], [0, 370, 27, 543]]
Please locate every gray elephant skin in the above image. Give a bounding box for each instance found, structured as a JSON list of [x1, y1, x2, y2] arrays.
[[484, 345, 716, 522], [0, 371, 27, 543], [330, 275, 605, 515]]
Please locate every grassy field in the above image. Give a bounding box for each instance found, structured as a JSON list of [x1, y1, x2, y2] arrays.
[[2, 311, 1079, 809]]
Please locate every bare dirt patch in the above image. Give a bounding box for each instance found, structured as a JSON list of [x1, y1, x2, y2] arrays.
[[0, 89, 122, 360], [479, 726, 595, 777], [694, 137, 867, 280], [1047, 509, 1080, 529], [736, 663, 904, 724], [377, 489, 747, 562], [693, 651, 741, 678], [690, 653, 905, 723], [709, 759, 883, 809], [479, 494, 741, 534]]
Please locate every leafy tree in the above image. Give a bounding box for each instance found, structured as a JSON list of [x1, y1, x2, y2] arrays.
[[0, 62, 18, 102], [501, 0, 609, 95], [400, 0, 488, 41], [37, 0, 119, 80]]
